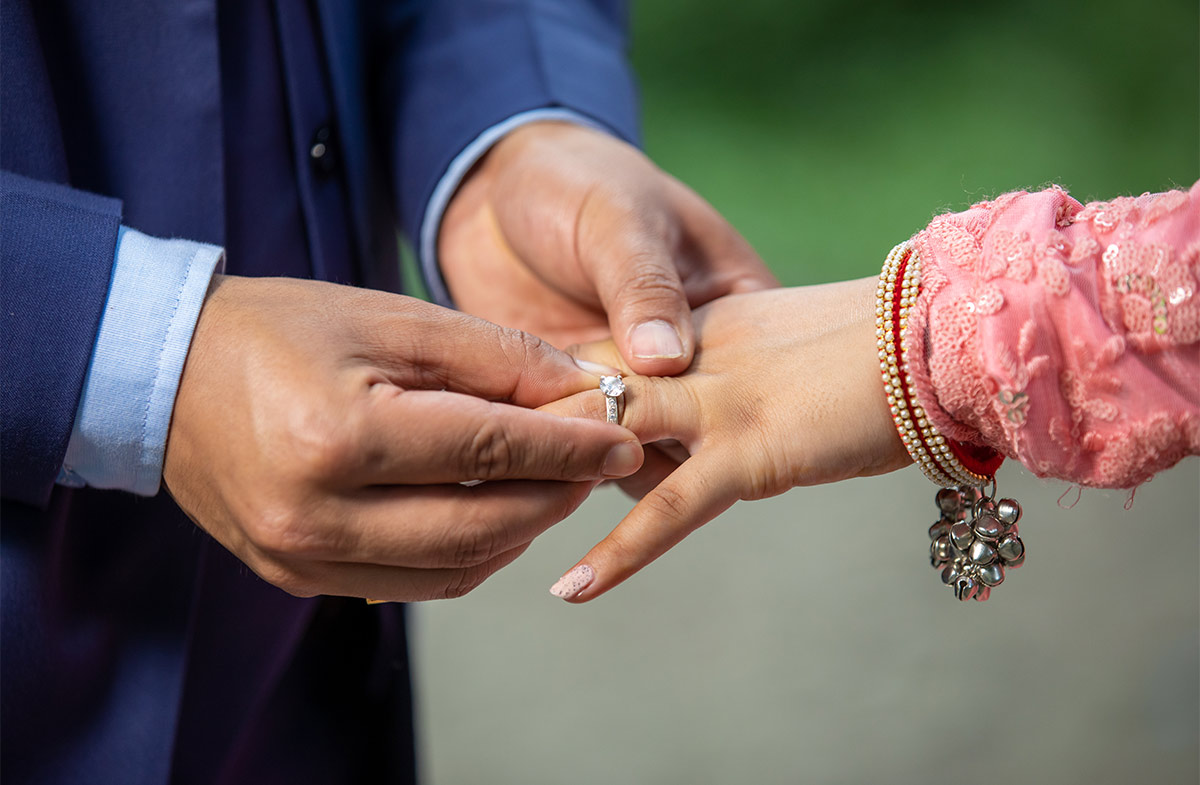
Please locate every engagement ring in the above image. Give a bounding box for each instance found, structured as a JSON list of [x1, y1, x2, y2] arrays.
[[599, 374, 625, 424]]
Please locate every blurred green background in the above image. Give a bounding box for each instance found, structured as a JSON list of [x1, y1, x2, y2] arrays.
[[413, 2, 1199, 784], [634, 0, 1197, 285]]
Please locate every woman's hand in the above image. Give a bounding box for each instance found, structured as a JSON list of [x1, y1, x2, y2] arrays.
[[539, 277, 911, 601]]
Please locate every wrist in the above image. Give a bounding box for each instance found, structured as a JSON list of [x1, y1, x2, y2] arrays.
[[848, 276, 913, 473], [491, 119, 594, 161]]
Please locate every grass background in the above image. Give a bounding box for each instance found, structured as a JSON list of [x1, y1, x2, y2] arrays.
[[633, 0, 1197, 285]]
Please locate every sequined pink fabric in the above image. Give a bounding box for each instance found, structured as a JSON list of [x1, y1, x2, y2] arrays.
[[905, 182, 1200, 488]]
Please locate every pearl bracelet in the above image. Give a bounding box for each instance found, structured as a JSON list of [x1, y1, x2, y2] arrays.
[[876, 241, 988, 485], [877, 240, 1025, 601]]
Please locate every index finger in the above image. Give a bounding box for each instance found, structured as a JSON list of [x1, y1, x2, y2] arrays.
[[365, 299, 601, 407], [350, 389, 644, 485], [547, 450, 740, 602]]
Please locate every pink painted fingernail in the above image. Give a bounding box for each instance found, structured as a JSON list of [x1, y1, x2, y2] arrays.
[[631, 320, 683, 359], [574, 358, 621, 376], [549, 564, 595, 600]]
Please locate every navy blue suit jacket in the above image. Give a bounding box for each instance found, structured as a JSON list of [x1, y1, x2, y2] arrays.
[[0, 1, 638, 782]]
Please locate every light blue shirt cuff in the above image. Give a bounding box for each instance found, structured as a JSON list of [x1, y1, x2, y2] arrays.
[[58, 227, 226, 496], [418, 108, 611, 308]]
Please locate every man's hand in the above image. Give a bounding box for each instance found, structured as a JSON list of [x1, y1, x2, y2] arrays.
[[163, 275, 644, 602], [439, 121, 780, 376]]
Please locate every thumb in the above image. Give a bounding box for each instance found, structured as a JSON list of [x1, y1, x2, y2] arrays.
[[586, 226, 695, 378]]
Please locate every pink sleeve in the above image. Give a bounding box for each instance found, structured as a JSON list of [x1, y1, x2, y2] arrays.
[[904, 182, 1200, 489]]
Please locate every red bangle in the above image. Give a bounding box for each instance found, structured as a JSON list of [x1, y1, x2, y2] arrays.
[[878, 241, 1003, 486]]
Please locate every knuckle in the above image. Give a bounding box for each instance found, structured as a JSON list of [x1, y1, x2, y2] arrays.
[[255, 559, 318, 598], [681, 379, 711, 428], [464, 416, 516, 480], [599, 187, 673, 237], [286, 406, 361, 483], [552, 436, 586, 477], [448, 524, 499, 569], [643, 481, 691, 524], [743, 441, 791, 501], [496, 325, 553, 369], [621, 376, 655, 431], [440, 566, 489, 600], [621, 376, 672, 438], [515, 328, 553, 360], [245, 502, 302, 554], [622, 256, 686, 306], [245, 500, 329, 559]]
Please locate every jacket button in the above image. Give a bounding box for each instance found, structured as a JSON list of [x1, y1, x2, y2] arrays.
[[309, 125, 336, 176]]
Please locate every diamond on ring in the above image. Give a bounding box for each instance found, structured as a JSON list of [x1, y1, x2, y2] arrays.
[[599, 375, 626, 397], [600, 374, 625, 424]]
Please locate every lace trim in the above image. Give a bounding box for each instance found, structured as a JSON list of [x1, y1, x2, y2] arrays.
[[907, 184, 1200, 488]]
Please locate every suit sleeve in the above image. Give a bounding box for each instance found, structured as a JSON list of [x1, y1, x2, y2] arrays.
[[0, 0, 121, 507], [376, 0, 641, 253], [0, 172, 121, 507]]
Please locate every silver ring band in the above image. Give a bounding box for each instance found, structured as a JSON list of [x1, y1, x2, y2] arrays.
[[599, 374, 625, 425]]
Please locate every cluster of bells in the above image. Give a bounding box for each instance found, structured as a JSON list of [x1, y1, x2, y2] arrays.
[[928, 486, 1025, 602]]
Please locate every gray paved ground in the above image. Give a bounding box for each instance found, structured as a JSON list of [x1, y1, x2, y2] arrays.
[[412, 462, 1198, 785]]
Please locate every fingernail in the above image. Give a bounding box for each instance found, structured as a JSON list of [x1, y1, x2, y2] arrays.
[[603, 441, 641, 478], [574, 358, 621, 376], [631, 320, 683, 359], [549, 564, 595, 600]]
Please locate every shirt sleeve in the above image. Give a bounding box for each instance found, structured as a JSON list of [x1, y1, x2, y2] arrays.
[[57, 226, 225, 496], [906, 182, 1200, 488]]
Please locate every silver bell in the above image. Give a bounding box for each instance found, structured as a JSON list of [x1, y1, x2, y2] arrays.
[[997, 536, 1025, 563], [978, 562, 1005, 587], [996, 498, 1022, 525], [958, 485, 983, 506], [973, 514, 1004, 541], [927, 484, 1025, 602], [931, 536, 954, 566], [969, 539, 997, 565], [953, 575, 979, 601], [949, 522, 974, 551], [941, 563, 961, 586], [936, 488, 962, 514]]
